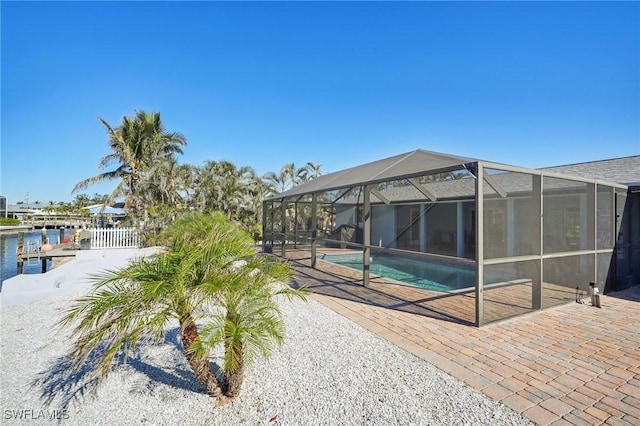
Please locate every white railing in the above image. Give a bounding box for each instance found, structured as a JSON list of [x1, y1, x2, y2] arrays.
[[90, 228, 140, 249]]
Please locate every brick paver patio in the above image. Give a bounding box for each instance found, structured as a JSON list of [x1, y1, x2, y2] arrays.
[[291, 262, 640, 426]]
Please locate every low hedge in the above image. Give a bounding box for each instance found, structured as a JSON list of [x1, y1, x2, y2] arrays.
[[0, 218, 20, 226]]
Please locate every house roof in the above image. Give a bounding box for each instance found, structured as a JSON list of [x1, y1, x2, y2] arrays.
[[84, 205, 127, 215], [6, 203, 51, 213], [540, 155, 640, 187]]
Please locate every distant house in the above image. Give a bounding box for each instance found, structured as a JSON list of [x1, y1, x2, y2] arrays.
[[5, 202, 50, 220], [84, 204, 128, 227], [0, 196, 6, 218]]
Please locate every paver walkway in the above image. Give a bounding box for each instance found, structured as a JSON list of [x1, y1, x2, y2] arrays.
[[292, 264, 640, 426]]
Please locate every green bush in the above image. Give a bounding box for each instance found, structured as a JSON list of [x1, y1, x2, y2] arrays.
[[0, 218, 20, 226]]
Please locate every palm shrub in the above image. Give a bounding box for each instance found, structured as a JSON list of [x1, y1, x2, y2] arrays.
[[59, 211, 305, 405]]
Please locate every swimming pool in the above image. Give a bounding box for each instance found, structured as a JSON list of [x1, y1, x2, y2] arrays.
[[323, 253, 476, 292]]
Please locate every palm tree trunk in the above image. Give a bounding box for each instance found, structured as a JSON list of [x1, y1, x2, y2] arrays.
[[224, 344, 245, 398], [179, 313, 228, 404]]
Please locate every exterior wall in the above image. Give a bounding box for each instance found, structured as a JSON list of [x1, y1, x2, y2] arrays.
[[335, 206, 357, 227], [425, 202, 458, 256], [371, 201, 475, 258]]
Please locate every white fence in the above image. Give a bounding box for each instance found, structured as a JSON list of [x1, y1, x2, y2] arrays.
[[90, 228, 140, 249]]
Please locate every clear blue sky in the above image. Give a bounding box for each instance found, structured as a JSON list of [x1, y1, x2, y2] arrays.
[[2, 1, 638, 204]]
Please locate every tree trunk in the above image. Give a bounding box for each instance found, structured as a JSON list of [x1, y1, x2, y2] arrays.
[[224, 343, 245, 399], [179, 314, 227, 404]]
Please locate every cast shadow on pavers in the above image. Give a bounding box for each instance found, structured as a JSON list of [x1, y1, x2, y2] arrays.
[[290, 265, 473, 326], [31, 327, 223, 412], [606, 284, 640, 302]]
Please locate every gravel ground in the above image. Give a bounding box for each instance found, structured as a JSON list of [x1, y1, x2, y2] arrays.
[[1, 288, 532, 425]]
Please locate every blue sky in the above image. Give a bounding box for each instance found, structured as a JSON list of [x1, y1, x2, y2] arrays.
[[2, 1, 638, 204]]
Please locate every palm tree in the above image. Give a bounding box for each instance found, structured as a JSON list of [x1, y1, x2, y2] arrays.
[[58, 212, 305, 405], [263, 162, 308, 195], [72, 110, 186, 214], [191, 160, 258, 222], [72, 193, 91, 208], [303, 161, 323, 181], [239, 176, 271, 239], [262, 169, 288, 194], [137, 159, 206, 246]]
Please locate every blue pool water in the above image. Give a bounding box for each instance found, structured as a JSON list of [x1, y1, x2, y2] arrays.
[[324, 253, 476, 292]]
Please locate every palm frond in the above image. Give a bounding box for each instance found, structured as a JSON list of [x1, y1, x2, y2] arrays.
[[57, 257, 181, 380]]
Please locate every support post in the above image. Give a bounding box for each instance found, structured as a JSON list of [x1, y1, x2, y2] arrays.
[[532, 174, 542, 309], [506, 198, 515, 256], [281, 201, 286, 258], [363, 185, 371, 287], [311, 194, 317, 268], [262, 202, 267, 253], [269, 203, 275, 247], [59, 227, 65, 245], [16, 232, 24, 275], [294, 201, 298, 248], [589, 184, 597, 283], [41, 227, 49, 271], [475, 164, 484, 327]]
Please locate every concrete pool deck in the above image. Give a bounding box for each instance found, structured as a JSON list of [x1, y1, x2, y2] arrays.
[[291, 262, 640, 425]]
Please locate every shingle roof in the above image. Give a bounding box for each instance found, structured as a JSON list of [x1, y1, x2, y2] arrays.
[[541, 156, 640, 186]]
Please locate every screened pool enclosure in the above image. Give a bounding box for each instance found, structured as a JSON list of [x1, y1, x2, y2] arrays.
[[263, 150, 628, 326]]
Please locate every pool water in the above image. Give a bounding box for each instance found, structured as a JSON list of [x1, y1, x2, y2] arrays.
[[324, 253, 476, 292]]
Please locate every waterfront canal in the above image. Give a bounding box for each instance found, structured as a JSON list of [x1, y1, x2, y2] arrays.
[[0, 229, 73, 284]]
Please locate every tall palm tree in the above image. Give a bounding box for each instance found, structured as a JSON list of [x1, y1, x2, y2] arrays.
[[263, 162, 308, 195], [73, 193, 91, 208], [303, 161, 323, 181], [134, 157, 195, 245], [240, 176, 271, 238], [72, 111, 186, 214], [192, 160, 258, 222], [141, 157, 192, 206], [58, 212, 305, 405], [262, 169, 288, 194]]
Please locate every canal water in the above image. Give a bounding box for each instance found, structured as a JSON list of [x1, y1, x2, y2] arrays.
[[0, 230, 74, 284]]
